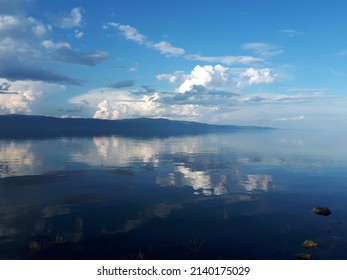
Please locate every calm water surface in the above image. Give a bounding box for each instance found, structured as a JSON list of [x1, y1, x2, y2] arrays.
[[1, 130, 347, 259]]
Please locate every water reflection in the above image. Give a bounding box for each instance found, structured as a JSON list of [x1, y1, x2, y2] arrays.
[[1, 130, 347, 259], [71, 136, 162, 168], [242, 175, 273, 192], [0, 141, 37, 177], [156, 165, 229, 196], [116, 203, 183, 233]]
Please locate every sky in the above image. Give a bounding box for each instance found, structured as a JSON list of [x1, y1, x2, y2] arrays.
[[0, 0, 347, 128]]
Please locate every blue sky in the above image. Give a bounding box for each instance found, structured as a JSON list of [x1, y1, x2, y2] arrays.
[[0, 0, 347, 128]]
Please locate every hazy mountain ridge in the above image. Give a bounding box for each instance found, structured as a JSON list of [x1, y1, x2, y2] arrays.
[[0, 114, 272, 138]]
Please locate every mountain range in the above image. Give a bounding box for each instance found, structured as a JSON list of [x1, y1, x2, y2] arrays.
[[0, 114, 272, 138]]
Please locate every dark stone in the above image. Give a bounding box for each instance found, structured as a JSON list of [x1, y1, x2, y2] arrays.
[[302, 240, 317, 249], [312, 207, 331, 216]]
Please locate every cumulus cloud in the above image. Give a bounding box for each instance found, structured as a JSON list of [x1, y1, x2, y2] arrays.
[[93, 100, 118, 119], [238, 68, 275, 87], [0, 79, 64, 114], [177, 65, 230, 93], [68, 83, 331, 127], [92, 93, 160, 120], [69, 87, 207, 121], [0, 92, 34, 113], [59, 7, 83, 29], [158, 65, 278, 101], [70, 88, 161, 120]]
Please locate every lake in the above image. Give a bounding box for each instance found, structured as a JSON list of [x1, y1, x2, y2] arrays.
[[1, 129, 347, 259]]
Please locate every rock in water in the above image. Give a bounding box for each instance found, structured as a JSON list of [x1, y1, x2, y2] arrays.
[[312, 207, 331, 216], [295, 253, 312, 260], [302, 240, 318, 249]]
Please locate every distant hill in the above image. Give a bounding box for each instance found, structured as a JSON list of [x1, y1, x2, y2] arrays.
[[0, 114, 272, 139]]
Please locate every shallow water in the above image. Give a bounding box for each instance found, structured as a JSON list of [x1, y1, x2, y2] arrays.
[[0, 130, 347, 259]]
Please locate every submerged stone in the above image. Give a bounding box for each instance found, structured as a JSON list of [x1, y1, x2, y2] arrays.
[[312, 207, 331, 216], [302, 240, 317, 249], [295, 253, 312, 260]]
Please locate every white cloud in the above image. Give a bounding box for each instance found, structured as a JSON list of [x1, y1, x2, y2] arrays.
[[152, 41, 185, 56], [242, 43, 283, 57], [238, 68, 275, 87], [107, 21, 266, 64], [93, 100, 119, 119], [156, 72, 185, 84], [274, 115, 305, 122], [0, 91, 35, 114], [70, 88, 161, 120], [108, 22, 146, 43], [60, 7, 83, 29], [69, 87, 206, 121], [177, 65, 229, 93], [28, 17, 51, 36], [157, 73, 178, 83], [286, 88, 325, 94], [68, 84, 338, 128], [74, 30, 84, 39], [280, 29, 303, 37], [128, 67, 137, 72], [108, 22, 184, 57], [185, 54, 263, 65], [165, 104, 200, 118], [0, 15, 20, 30], [0, 79, 64, 114], [41, 40, 71, 50], [0, 14, 50, 41]]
